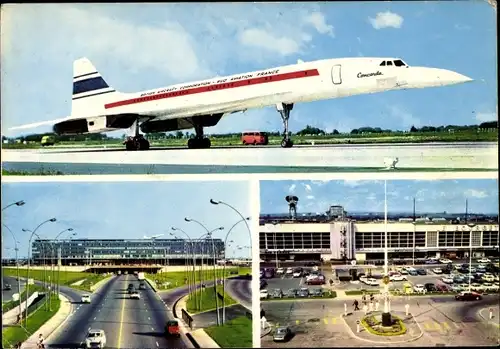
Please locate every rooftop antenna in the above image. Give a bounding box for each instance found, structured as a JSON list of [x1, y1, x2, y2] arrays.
[[413, 197, 416, 222], [285, 195, 299, 220], [465, 198, 468, 223]]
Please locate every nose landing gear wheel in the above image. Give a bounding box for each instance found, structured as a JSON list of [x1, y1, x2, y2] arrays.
[[187, 138, 211, 149], [281, 139, 293, 148]]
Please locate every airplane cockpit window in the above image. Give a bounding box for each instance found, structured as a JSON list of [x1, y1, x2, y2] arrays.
[[394, 60, 406, 67], [380, 61, 386, 66], [386, 61, 393, 66]]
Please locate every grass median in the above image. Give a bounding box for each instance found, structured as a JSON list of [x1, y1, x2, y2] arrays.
[[2, 267, 109, 292], [146, 266, 251, 291], [204, 315, 252, 348], [2, 292, 60, 348], [186, 285, 237, 314], [344, 290, 381, 296], [261, 290, 337, 301]]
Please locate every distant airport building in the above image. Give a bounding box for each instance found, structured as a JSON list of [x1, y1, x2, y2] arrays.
[[260, 206, 499, 263], [30, 238, 225, 266]]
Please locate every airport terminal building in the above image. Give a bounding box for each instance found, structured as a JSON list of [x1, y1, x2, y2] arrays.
[[31, 238, 225, 266], [259, 205, 499, 264]]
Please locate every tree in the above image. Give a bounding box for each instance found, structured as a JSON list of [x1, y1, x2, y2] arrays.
[[410, 126, 418, 133]]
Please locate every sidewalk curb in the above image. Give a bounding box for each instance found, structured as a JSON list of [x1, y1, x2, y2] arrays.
[[261, 325, 272, 338], [45, 293, 74, 342], [145, 277, 158, 292], [340, 313, 424, 344]]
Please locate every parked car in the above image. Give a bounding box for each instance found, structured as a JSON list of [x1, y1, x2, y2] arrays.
[[482, 283, 498, 292], [408, 269, 418, 276], [276, 267, 285, 275], [298, 288, 309, 297], [482, 273, 495, 282], [470, 283, 484, 292], [441, 276, 454, 284], [260, 289, 269, 299], [417, 269, 427, 275], [425, 283, 437, 292], [286, 289, 298, 298], [432, 268, 443, 274], [413, 284, 426, 293], [439, 258, 453, 264], [389, 273, 407, 282], [270, 289, 284, 298], [273, 326, 293, 342], [310, 288, 324, 297], [453, 276, 465, 283], [425, 259, 439, 264], [365, 278, 379, 286], [455, 291, 482, 301], [292, 269, 302, 278], [436, 284, 450, 292], [477, 258, 491, 263], [285, 268, 294, 276]]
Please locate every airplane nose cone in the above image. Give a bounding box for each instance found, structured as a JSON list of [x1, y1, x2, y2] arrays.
[[437, 69, 473, 85]]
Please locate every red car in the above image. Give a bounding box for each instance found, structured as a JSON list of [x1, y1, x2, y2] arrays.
[[436, 284, 449, 292], [455, 291, 482, 301]]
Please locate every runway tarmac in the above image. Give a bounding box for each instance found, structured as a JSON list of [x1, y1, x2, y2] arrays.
[[2, 142, 497, 174]]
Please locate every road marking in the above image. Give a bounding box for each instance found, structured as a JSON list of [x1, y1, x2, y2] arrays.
[[442, 322, 450, 330], [424, 322, 431, 330], [94, 317, 96, 320], [324, 318, 328, 325], [151, 327, 154, 330], [295, 320, 300, 325], [117, 275, 128, 348], [452, 322, 461, 329], [156, 342, 159, 347]]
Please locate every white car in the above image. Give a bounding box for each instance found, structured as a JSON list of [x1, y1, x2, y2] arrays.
[[477, 258, 491, 263], [413, 284, 426, 293], [477, 264, 487, 269], [454, 264, 463, 270], [365, 278, 379, 286], [81, 294, 91, 303], [450, 284, 463, 292], [285, 268, 293, 275], [260, 289, 269, 299], [439, 258, 452, 264], [276, 267, 285, 275], [482, 274, 495, 282], [470, 283, 484, 292], [482, 283, 498, 292], [432, 268, 443, 274], [130, 292, 141, 299], [389, 274, 407, 282], [292, 271, 302, 278], [85, 329, 106, 349], [441, 276, 454, 284]]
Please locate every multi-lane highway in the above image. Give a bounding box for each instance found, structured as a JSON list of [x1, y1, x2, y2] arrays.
[[2, 276, 25, 302], [48, 274, 191, 349]]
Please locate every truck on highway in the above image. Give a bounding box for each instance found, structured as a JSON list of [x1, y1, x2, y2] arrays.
[[137, 272, 145, 280]]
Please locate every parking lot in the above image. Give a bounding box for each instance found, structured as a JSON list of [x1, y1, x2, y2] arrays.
[[260, 266, 333, 300]]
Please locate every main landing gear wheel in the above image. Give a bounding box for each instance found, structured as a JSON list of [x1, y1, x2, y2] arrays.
[[124, 135, 150, 151], [187, 137, 211, 149], [276, 102, 294, 148]]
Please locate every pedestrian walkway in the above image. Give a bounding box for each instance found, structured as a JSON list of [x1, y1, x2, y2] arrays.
[[21, 293, 72, 349]]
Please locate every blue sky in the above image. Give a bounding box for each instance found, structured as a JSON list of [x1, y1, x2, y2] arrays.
[[1, 181, 252, 259], [1, 1, 497, 138], [260, 179, 499, 215]]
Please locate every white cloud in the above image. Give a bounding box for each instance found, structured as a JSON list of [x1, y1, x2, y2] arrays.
[[303, 12, 334, 37], [239, 29, 301, 56], [306, 195, 315, 200], [464, 189, 489, 199], [343, 180, 363, 187], [387, 105, 421, 129], [303, 184, 312, 192], [369, 11, 404, 30], [475, 107, 497, 123], [288, 184, 297, 193]]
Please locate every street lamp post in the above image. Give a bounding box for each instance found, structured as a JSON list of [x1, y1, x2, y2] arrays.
[[184, 217, 224, 323], [2, 224, 23, 324], [222, 217, 250, 324], [23, 218, 56, 324], [2, 200, 25, 290], [171, 228, 198, 310], [49, 229, 74, 310], [468, 223, 477, 291], [382, 180, 391, 326], [412, 222, 416, 266]]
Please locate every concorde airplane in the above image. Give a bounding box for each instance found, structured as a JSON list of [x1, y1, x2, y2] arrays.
[[10, 57, 473, 150]]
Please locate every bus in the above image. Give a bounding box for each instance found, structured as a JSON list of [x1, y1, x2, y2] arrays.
[[241, 131, 269, 145]]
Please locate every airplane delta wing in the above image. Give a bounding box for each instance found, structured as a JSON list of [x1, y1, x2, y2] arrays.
[[9, 56, 473, 150]]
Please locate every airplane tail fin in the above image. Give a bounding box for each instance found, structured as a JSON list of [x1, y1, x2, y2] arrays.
[[71, 58, 120, 117]]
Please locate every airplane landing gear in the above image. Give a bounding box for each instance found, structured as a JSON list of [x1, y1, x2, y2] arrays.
[[277, 103, 294, 148], [124, 135, 150, 151], [187, 124, 211, 149], [124, 119, 150, 151]]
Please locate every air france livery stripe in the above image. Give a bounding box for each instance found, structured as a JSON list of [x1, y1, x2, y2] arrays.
[[72, 74, 116, 100], [104, 69, 319, 109]]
